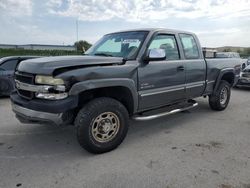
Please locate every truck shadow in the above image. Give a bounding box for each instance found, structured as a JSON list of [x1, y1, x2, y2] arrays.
[[1, 99, 216, 158], [126, 99, 211, 143]]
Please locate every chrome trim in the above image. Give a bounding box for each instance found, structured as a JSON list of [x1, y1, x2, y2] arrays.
[[140, 84, 185, 97], [140, 81, 205, 97], [12, 103, 64, 126], [15, 80, 52, 93], [186, 81, 205, 89], [15, 80, 66, 93], [186, 84, 203, 89], [35, 92, 68, 100], [133, 101, 198, 121], [207, 80, 215, 84]]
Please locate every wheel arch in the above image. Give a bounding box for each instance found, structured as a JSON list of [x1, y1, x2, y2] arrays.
[[69, 78, 138, 115], [213, 68, 235, 93]]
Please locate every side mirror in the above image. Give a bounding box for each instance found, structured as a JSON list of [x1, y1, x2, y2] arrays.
[[145, 48, 166, 61]]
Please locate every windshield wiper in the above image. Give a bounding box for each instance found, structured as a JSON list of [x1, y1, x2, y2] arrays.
[[94, 53, 113, 57]]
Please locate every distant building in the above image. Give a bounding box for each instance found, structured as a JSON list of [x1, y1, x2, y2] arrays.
[[0, 44, 18, 49], [0, 44, 76, 51]]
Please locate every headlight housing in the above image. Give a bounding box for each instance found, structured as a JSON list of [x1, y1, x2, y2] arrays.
[[35, 75, 64, 85], [35, 75, 68, 100]]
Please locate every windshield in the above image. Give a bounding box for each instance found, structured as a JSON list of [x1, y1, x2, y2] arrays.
[[85, 31, 148, 59]]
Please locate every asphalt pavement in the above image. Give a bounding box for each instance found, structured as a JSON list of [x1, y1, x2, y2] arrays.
[[0, 88, 250, 188]]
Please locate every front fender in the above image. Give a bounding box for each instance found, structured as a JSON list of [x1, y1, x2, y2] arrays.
[[69, 78, 138, 113]]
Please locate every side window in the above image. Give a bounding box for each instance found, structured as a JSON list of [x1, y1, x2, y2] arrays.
[[1, 60, 19, 70], [179, 34, 199, 59], [148, 34, 180, 60]]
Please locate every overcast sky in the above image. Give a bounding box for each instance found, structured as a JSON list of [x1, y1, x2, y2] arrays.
[[0, 0, 250, 47]]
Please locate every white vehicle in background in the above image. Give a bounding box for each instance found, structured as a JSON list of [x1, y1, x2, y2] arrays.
[[236, 65, 250, 88]]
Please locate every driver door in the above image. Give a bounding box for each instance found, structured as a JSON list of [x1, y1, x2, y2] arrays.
[[138, 34, 186, 110]]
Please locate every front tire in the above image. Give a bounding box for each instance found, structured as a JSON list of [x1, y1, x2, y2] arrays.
[[209, 80, 231, 111], [75, 97, 129, 154]]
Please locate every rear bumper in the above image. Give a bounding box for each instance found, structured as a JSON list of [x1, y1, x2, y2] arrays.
[[10, 92, 78, 125]]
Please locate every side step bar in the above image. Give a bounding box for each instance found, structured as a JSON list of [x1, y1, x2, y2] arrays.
[[133, 100, 198, 121]]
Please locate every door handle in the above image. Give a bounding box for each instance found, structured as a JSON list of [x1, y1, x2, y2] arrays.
[[177, 66, 185, 71]]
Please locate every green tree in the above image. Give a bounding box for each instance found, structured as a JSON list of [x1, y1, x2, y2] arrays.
[[74, 40, 92, 53]]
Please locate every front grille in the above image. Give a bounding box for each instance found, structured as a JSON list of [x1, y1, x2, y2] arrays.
[[15, 72, 35, 100], [17, 89, 34, 100], [15, 72, 34, 84]]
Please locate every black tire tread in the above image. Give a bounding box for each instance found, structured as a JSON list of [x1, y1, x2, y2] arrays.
[[75, 97, 129, 154], [209, 80, 231, 111]]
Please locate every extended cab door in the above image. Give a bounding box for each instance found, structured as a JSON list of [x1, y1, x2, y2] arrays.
[[179, 34, 206, 98], [138, 33, 186, 110]]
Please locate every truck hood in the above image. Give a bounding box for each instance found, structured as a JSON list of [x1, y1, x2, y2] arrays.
[[17, 55, 124, 75]]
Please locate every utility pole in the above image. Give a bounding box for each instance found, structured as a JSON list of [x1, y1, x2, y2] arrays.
[[76, 18, 79, 42]]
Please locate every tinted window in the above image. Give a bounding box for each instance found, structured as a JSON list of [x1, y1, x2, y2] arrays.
[[179, 34, 199, 59], [148, 34, 180, 60], [0, 59, 19, 70]]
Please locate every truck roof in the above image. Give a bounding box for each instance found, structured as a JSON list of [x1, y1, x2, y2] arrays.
[[107, 28, 196, 35]]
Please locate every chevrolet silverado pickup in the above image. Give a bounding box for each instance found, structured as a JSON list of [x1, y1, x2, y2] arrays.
[[11, 29, 240, 153]]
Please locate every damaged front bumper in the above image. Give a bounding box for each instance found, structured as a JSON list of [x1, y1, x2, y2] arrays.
[[10, 93, 78, 126]]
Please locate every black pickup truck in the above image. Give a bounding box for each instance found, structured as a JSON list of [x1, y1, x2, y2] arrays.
[[11, 29, 240, 153]]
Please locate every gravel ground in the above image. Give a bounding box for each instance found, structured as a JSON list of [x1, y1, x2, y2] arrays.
[[0, 88, 250, 188]]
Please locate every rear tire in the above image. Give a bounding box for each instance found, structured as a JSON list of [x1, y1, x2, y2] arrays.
[[209, 80, 231, 111], [75, 97, 129, 154]]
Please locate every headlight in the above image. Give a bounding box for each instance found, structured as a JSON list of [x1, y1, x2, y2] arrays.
[[35, 75, 64, 85]]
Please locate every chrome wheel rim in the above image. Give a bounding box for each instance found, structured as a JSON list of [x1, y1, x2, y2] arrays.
[[91, 112, 120, 143], [220, 87, 228, 105]]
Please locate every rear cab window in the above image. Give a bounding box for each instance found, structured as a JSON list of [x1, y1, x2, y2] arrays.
[[179, 34, 200, 59]]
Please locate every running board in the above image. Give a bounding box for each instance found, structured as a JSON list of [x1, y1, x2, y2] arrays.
[[133, 100, 198, 121]]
